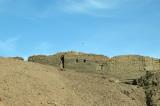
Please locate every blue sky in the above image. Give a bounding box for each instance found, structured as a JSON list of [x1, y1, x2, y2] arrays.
[[0, 0, 160, 58]]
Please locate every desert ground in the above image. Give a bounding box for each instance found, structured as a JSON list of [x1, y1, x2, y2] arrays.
[[0, 58, 147, 106]]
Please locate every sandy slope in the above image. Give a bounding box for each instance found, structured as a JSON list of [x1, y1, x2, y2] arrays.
[[0, 58, 146, 106]]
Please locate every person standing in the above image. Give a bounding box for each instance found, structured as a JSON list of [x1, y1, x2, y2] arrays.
[[75, 58, 79, 64], [60, 55, 65, 70]]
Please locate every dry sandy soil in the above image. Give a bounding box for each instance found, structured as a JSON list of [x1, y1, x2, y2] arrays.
[[0, 58, 147, 106]]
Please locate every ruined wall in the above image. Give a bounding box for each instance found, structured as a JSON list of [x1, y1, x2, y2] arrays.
[[10, 57, 24, 61], [28, 53, 160, 74], [104, 55, 160, 72], [28, 55, 49, 65], [28, 52, 108, 72]]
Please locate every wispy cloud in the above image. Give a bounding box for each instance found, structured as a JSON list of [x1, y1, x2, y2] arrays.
[[33, 42, 54, 54], [0, 37, 19, 56], [59, 0, 116, 13], [0, 0, 54, 18], [0, 38, 18, 51], [0, 0, 5, 4], [0, 0, 152, 18], [57, 0, 151, 15], [0, 0, 7, 12]]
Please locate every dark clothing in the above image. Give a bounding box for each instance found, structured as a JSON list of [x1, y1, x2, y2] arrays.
[[83, 59, 86, 63], [76, 59, 79, 63], [60, 55, 65, 69]]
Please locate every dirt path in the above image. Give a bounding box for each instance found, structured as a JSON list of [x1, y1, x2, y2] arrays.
[[0, 59, 146, 106], [0, 59, 85, 106]]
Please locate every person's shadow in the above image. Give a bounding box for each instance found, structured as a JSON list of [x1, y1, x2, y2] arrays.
[[0, 98, 5, 106]]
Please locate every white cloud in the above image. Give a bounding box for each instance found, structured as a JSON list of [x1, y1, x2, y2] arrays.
[[0, 38, 18, 51], [34, 42, 54, 54], [0, 37, 20, 56], [0, 0, 152, 18], [58, 0, 113, 13], [58, 0, 151, 15], [0, 0, 5, 3], [0, 0, 7, 11]]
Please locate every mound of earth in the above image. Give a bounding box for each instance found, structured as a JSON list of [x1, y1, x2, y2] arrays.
[[0, 58, 146, 106], [137, 71, 160, 106], [28, 52, 160, 80]]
